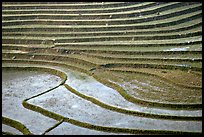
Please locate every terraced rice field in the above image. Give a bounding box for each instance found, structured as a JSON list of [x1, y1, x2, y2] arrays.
[[2, 2, 202, 135]]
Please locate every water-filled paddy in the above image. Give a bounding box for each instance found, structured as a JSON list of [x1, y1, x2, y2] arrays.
[[28, 86, 202, 132], [110, 71, 201, 104], [2, 66, 202, 134], [2, 69, 61, 134], [2, 2, 202, 135]]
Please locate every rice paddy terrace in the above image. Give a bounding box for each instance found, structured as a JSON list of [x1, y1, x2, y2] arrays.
[[2, 2, 202, 135]]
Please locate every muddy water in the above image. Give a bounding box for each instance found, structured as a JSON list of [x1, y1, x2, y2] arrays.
[[2, 63, 202, 134], [2, 68, 129, 135], [102, 69, 201, 104], [2, 69, 61, 134], [61, 68, 201, 117], [118, 75, 201, 104], [2, 124, 23, 135], [45, 122, 132, 135], [4, 63, 201, 117], [28, 86, 202, 132]]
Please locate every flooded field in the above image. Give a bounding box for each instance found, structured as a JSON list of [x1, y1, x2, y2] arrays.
[[2, 69, 61, 134], [2, 65, 202, 135], [2, 2, 202, 135]]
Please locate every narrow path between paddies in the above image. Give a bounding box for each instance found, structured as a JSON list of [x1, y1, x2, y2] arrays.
[[2, 67, 126, 135], [3, 63, 201, 119]]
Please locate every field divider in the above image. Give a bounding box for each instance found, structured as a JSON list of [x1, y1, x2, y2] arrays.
[[2, 131, 15, 135], [2, 48, 202, 72], [81, 52, 202, 63], [2, 21, 201, 36], [2, 62, 202, 135], [2, 51, 202, 73], [2, 12, 201, 30], [22, 99, 201, 135], [100, 62, 201, 72], [92, 74, 202, 110], [3, 59, 202, 110], [108, 69, 201, 89], [2, 44, 202, 56], [63, 84, 201, 121], [1, 31, 202, 42], [41, 119, 64, 135], [2, 66, 67, 101], [2, 116, 33, 135], [2, 4, 201, 27]]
